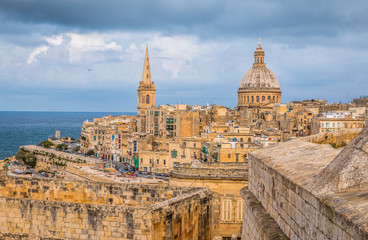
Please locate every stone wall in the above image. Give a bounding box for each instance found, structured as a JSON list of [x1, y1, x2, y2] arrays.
[[0, 197, 147, 239], [171, 162, 248, 180], [0, 176, 193, 207], [0, 175, 212, 239], [240, 187, 288, 240], [244, 153, 367, 240], [302, 128, 361, 147], [17, 145, 97, 171]]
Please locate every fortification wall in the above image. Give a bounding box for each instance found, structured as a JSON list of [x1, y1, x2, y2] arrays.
[[0, 176, 192, 207], [0, 197, 147, 240], [302, 128, 361, 147], [171, 162, 248, 180], [243, 154, 367, 240], [240, 187, 288, 240], [0, 175, 212, 240], [16, 145, 96, 172]]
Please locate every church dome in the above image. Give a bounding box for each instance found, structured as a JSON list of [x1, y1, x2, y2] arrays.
[[237, 39, 282, 109], [238, 40, 280, 90], [239, 66, 280, 89]]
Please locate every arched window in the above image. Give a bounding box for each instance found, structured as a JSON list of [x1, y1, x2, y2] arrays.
[[262, 96, 265, 101], [251, 96, 254, 102], [268, 96, 271, 101], [273, 96, 275, 101], [146, 95, 150, 104], [256, 96, 259, 102], [247, 96, 249, 103]]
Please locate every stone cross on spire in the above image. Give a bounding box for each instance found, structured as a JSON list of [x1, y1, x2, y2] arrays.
[[142, 44, 151, 85], [258, 38, 261, 47]]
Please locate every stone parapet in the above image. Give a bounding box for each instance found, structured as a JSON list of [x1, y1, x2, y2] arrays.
[[240, 186, 288, 240], [301, 128, 361, 147], [171, 162, 248, 180], [0, 175, 212, 239], [247, 153, 368, 239]]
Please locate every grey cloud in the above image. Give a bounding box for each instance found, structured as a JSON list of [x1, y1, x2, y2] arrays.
[[1, 0, 367, 42], [0, 0, 367, 111]]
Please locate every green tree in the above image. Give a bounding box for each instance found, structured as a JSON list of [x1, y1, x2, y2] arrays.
[[56, 143, 68, 151], [16, 148, 37, 168], [39, 140, 55, 149], [86, 150, 95, 156]]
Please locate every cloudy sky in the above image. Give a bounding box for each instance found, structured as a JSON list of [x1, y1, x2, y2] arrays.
[[0, 0, 367, 112]]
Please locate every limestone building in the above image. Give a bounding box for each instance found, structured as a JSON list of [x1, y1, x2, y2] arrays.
[[238, 39, 281, 110], [170, 161, 248, 239], [137, 45, 156, 133]]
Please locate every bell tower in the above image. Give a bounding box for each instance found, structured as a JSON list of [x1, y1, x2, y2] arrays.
[[137, 45, 156, 133]]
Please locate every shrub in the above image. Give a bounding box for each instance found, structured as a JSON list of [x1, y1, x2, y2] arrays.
[[56, 143, 68, 151], [39, 140, 55, 149], [86, 150, 95, 156]]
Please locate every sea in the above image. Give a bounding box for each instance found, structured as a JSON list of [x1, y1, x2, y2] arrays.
[[0, 111, 135, 160]]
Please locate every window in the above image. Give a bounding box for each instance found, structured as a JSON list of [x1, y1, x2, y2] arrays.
[[247, 96, 249, 102], [251, 96, 254, 102], [273, 96, 275, 101], [256, 96, 259, 102], [194, 143, 196, 148], [149, 159, 152, 164], [236, 200, 244, 221], [157, 159, 159, 164], [146, 95, 150, 104], [163, 160, 166, 165], [228, 154, 231, 158], [140, 158, 143, 163], [262, 96, 265, 101], [171, 150, 177, 158], [221, 199, 232, 221], [268, 96, 271, 100]]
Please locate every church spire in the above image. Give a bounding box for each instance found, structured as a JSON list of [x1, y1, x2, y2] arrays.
[[142, 44, 152, 85], [253, 38, 265, 67]]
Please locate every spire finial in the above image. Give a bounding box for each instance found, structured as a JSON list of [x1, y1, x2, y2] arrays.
[[258, 38, 261, 47], [142, 44, 151, 84]]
